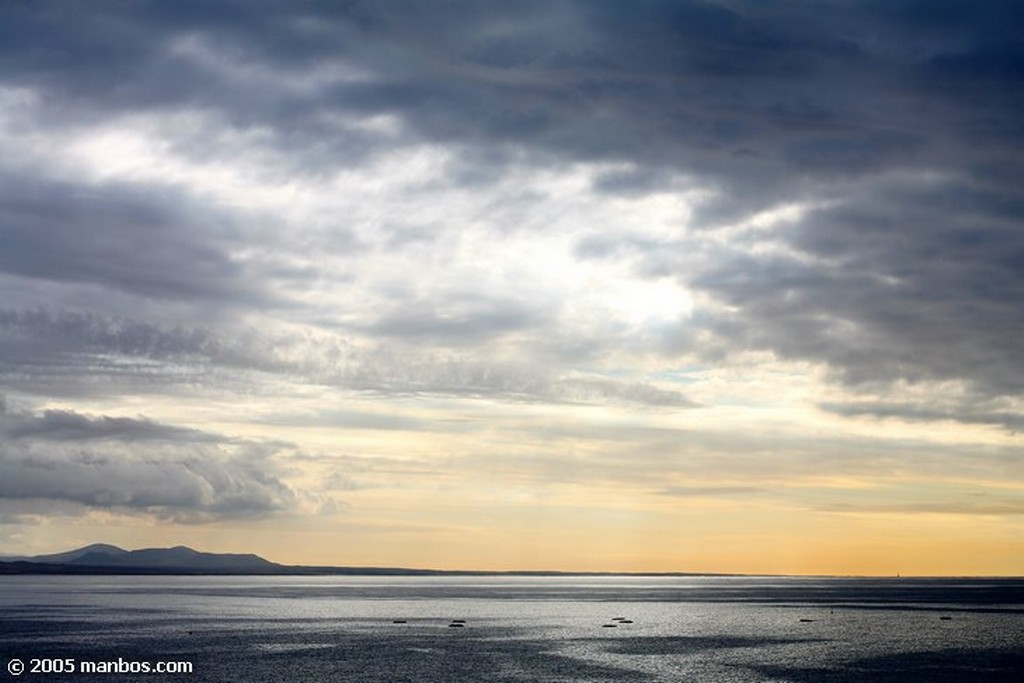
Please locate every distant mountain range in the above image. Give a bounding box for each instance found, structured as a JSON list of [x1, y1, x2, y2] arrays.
[[0, 543, 725, 576], [0, 543, 282, 574], [0, 543, 483, 575]]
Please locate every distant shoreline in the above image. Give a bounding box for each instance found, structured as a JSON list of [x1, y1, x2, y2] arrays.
[[3, 561, 1022, 580], [0, 559, 741, 577], [4, 544, 1020, 578]]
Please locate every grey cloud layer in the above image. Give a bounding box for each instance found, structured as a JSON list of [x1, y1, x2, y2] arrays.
[[0, 173, 259, 304], [0, 309, 692, 408], [0, 0, 1022, 424], [0, 401, 297, 520]]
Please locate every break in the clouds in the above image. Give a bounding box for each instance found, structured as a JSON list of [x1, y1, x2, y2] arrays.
[[0, 1, 1021, 571]]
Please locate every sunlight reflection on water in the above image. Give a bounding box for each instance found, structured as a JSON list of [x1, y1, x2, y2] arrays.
[[2, 575, 1022, 681]]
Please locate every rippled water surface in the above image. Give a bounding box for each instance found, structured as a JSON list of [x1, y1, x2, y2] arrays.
[[2, 575, 1022, 681]]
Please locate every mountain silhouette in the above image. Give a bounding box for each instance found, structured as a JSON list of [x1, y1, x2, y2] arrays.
[[3, 544, 730, 576], [13, 544, 280, 573], [28, 543, 128, 564]]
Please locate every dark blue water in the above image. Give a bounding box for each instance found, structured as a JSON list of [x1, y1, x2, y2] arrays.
[[2, 575, 1022, 681]]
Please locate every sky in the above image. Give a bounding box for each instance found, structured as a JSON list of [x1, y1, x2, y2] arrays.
[[1, 0, 1022, 576]]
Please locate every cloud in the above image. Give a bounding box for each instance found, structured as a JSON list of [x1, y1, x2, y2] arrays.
[[0, 173, 259, 304], [559, 377, 696, 408], [0, 401, 297, 521], [658, 485, 763, 498], [1, 0, 1016, 405], [0, 309, 221, 396], [820, 399, 1024, 433], [365, 298, 549, 345], [0, 448, 295, 521], [0, 308, 694, 408], [693, 174, 1024, 408], [1, 406, 220, 443], [819, 499, 1024, 517]]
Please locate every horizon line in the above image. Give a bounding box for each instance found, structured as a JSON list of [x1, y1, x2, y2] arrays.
[[6, 542, 1021, 579]]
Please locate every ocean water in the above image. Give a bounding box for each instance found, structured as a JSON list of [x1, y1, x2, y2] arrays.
[[1, 575, 1022, 682]]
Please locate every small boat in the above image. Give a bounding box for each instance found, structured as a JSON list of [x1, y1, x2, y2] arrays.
[[799, 618, 815, 623], [602, 623, 618, 628]]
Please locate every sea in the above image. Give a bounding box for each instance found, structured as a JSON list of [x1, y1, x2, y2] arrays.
[[1, 575, 1022, 682]]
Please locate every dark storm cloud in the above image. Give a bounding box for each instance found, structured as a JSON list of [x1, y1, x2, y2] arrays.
[[0, 401, 297, 519], [0, 0, 872, 168], [0, 447, 296, 520], [820, 401, 1024, 433], [1, 0, 1022, 420], [1, 405, 219, 443], [694, 174, 1024, 407], [3, 0, 1020, 174], [0, 173, 261, 304]]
